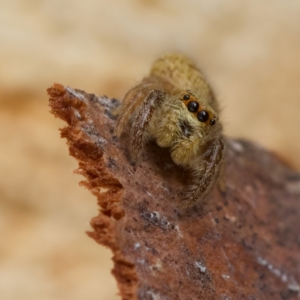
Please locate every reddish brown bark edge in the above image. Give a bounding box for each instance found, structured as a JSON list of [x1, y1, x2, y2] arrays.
[[48, 84, 137, 300], [48, 84, 300, 300]]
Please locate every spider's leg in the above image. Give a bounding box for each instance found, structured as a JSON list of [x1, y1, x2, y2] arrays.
[[115, 84, 146, 136], [180, 137, 225, 211], [114, 76, 174, 136], [131, 89, 165, 160], [115, 79, 163, 136]]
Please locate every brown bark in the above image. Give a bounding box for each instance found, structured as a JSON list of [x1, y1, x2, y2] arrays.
[[48, 83, 300, 300]]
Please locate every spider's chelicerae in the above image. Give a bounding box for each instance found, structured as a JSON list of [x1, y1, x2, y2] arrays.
[[115, 53, 225, 210]]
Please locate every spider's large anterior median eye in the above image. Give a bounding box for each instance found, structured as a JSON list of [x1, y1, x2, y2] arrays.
[[187, 101, 199, 112], [197, 110, 209, 122]]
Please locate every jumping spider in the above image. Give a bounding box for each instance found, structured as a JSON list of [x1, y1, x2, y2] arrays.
[[115, 53, 225, 210]]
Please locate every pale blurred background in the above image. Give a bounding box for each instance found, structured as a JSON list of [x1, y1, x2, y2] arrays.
[[0, 1, 300, 299]]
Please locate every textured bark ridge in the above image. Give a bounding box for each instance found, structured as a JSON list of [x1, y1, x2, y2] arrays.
[[48, 84, 300, 300]]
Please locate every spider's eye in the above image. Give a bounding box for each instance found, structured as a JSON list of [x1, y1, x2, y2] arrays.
[[187, 101, 199, 113], [197, 110, 209, 122], [210, 118, 216, 126], [183, 94, 190, 100]]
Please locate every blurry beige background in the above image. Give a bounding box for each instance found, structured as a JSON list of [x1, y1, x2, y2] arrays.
[[1, 1, 300, 299]]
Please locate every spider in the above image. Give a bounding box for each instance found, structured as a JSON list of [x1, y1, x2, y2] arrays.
[[115, 53, 225, 210]]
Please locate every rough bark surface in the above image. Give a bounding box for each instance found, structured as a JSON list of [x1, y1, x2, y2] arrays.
[[48, 84, 300, 300]]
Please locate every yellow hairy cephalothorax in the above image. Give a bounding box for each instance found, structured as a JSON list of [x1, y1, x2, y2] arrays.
[[115, 53, 225, 210]]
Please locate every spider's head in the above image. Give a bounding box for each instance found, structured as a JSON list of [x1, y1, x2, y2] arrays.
[[180, 91, 218, 138], [181, 92, 217, 126]]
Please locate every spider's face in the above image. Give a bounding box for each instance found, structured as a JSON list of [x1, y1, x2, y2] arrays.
[[177, 91, 218, 139]]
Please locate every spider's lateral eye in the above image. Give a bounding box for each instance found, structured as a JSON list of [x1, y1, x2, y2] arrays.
[[197, 110, 209, 122], [187, 101, 199, 113], [210, 118, 216, 126], [183, 94, 190, 100]]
